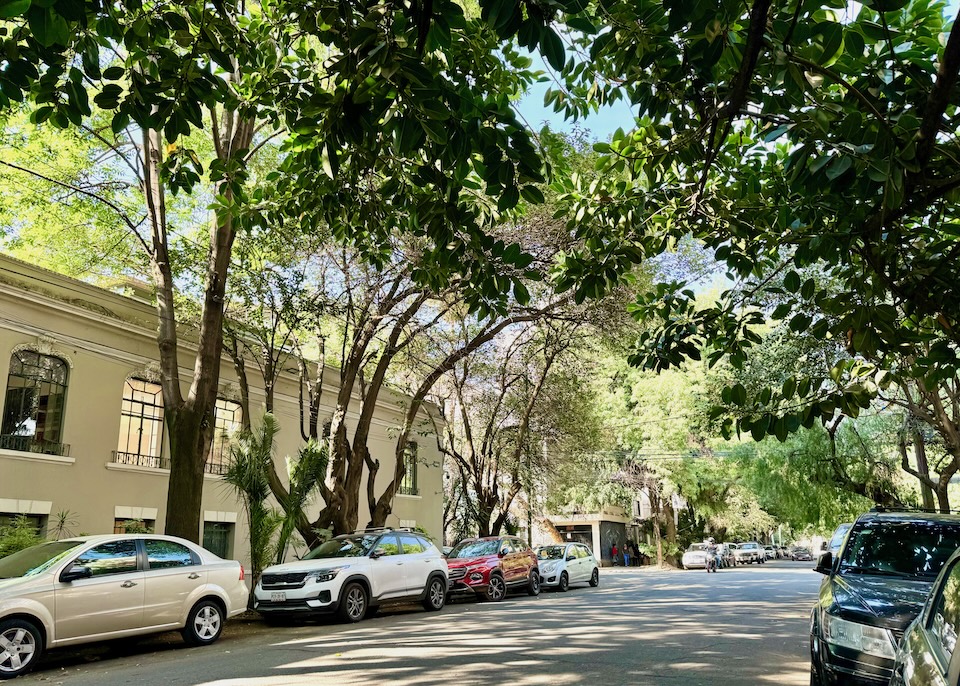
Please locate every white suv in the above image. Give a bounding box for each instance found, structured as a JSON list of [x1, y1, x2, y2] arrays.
[[253, 529, 448, 623]]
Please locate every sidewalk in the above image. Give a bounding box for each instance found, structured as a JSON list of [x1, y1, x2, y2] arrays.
[[599, 564, 678, 574]]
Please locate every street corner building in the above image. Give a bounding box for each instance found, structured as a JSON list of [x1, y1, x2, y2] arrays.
[[0, 254, 443, 566]]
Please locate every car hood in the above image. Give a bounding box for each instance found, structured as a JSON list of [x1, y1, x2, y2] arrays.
[[261, 559, 360, 574], [825, 573, 932, 631], [445, 555, 494, 569], [0, 574, 51, 600]]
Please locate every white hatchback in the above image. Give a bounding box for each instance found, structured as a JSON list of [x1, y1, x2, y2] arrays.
[[0, 534, 248, 680], [535, 543, 599, 591], [254, 529, 448, 623]]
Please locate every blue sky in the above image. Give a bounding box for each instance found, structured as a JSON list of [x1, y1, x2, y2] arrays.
[[516, 1, 960, 142]]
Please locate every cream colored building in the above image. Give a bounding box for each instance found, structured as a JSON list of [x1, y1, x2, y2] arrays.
[[0, 254, 443, 566]]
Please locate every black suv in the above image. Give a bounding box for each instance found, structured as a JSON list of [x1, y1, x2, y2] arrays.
[[810, 511, 960, 686]]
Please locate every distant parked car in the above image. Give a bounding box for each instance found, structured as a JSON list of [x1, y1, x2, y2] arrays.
[[718, 544, 737, 568], [681, 544, 712, 570], [810, 510, 960, 686], [763, 545, 776, 560], [890, 545, 960, 686], [254, 528, 448, 623], [734, 542, 764, 565], [0, 534, 247, 680], [792, 548, 814, 562], [445, 536, 539, 602], [535, 543, 599, 591]]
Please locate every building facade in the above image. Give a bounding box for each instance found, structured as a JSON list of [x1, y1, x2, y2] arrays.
[[0, 255, 443, 565]]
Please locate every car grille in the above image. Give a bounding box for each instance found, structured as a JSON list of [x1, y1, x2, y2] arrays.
[[261, 572, 308, 589], [448, 568, 467, 581]]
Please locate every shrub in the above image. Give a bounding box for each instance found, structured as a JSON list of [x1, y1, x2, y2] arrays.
[[0, 516, 43, 558]]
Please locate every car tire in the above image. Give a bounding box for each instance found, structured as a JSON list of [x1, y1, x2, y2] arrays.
[[482, 574, 506, 602], [337, 582, 368, 623], [527, 571, 541, 596], [422, 576, 446, 612], [589, 568, 599, 587], [0, 617, 43, 680], [181, 599, 225, 647], [558, 571, 569, 592]]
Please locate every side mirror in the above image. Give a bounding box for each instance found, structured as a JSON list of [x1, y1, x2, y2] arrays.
[[370, 548, 384, 559], [815, 552, 833, 575], [498, 549, 508, 558], [566, 554, 576, 561], [60, 565, 93, 583]]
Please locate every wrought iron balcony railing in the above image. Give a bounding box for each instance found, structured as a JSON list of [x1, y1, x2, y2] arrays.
[[0, 434, 70, 457]]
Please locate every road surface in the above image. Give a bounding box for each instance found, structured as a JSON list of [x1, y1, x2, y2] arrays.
[[21, 560, 821, 685]]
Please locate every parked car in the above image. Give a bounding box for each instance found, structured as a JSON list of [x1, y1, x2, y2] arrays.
[[0, 534, 247, 680], [445, 536, 539, 602], [889, 545, 960, 686], [718, 543, 737, 567], [734, 541, 764, 564], [792, 548, 814, 562], [809, 510, 960, 686], [253, 528, 448, 623], [535, 543, 599, 591], [763, 545, 776, 560], [681, 543, 712, 570]]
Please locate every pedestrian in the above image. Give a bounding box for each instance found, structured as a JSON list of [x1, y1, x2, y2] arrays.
[[612, 542, 619, 566], [623, 545, 631, 568]]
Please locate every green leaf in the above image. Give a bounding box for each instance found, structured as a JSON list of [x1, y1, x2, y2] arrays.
[[789, 313, 812, 332], [28, 6, 70, 46], [541, 28, 566, 71], [783, 270, 801, 293], [730, 383, 747, 407], [520, 185, 545, 204], [102, 66, 125, 80], [0, 0, 30, 18]]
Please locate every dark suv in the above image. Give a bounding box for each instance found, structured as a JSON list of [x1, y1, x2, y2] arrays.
[[445, 536, 540, 602], [810, 510, 960, 685]]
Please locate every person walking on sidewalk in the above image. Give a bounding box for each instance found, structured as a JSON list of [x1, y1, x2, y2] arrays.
[[623, 545, 631, 568], [611, 542, 619, 566]]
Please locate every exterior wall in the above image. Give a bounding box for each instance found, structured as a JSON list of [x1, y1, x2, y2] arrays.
[[0, 255, 443, 566]]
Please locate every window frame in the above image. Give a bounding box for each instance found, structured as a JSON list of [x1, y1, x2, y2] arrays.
[[398, 533, 426, 555], [69, 539, 141, 578], [116, 377, 165, 462], [926, 557, 960, 671], [143, 538, 199, 570], [399, 442, 419, 496], [1, 348, 69, 455], [208, 398, 243, 475]]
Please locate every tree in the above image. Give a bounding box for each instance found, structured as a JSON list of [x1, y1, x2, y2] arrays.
[[2, 0, 553, 540]]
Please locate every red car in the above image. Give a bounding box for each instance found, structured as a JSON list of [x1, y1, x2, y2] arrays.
[[445, 536, 540, 602]]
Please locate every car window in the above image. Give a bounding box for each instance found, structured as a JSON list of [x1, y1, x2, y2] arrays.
[[537, 545, 565, 560], [375, 534, 401, 556], [399, 534, 426, 555], [511, 538, 527, 552], [930, 560, 960, 661], [841, 522, 960, 578], [578, 546, 591, 559], [416, 536, 435, 552], [145, 540, 196, 569], [304, 534, 379, 559], [73, 540, 139, 576], [499, 539, 516, 555]]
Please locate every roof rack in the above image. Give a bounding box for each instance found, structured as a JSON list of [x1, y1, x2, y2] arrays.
[[351, 526, 418, 534], [868, 506, 960, 515]]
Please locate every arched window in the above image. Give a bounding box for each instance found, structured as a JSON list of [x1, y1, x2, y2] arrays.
[[116, 378, 165, 467], [1, 349, 69, 455]]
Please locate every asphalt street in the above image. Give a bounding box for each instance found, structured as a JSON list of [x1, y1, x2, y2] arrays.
[[20, 560, 821, 686]]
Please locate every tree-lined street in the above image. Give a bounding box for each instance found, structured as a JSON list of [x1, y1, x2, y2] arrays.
[[20, 564, 820, 686]]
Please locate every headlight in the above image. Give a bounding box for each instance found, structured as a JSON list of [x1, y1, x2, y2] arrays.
[[307, 568, 343, 583], [540, 561, 559, 573], [822, 614, 897, 660]]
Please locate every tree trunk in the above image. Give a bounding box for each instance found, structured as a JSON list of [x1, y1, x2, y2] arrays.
[[164, 407, 211, 541], [663, 498, 678, 567], [913, 430, 936, 511]]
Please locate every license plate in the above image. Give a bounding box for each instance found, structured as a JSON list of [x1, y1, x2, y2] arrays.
[[271, 592, 286, 603]]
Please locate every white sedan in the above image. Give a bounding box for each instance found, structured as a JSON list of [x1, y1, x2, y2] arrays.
[[0, 534, 248, 680], [535, 543, 599, 591]]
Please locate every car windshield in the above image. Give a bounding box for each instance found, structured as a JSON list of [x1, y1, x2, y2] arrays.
[[449, 539, 501, 558], [0, 540, 84, 578], [840, 521, 960, 578], [742, 543, 758, 550], [304, 535, 379, 559], [537, 546, 566, 560], [687, 544, 707, 552]]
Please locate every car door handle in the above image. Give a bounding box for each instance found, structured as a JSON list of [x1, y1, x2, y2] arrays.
[[188, 573, 201, 580], [121, 580, 138, 588]]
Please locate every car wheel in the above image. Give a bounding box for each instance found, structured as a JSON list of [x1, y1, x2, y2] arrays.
[[589, 568, 599, 587], [0, 618, 42, 680], [483, 574, 506, 602], [527, 571, 541, 596], [338, 582, 368, 623], [422, 577, 446, 612], [181, 599, 224, 646], [558, 571, 570, 592]]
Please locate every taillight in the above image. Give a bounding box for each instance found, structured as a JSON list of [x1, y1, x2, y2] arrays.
[[239, 566, 246, 581]]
